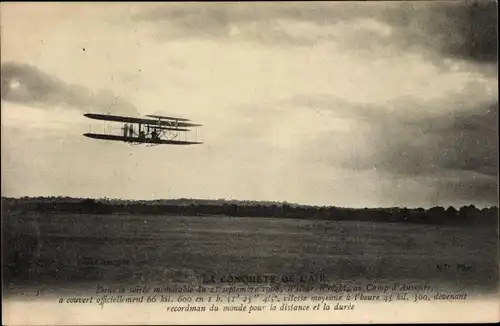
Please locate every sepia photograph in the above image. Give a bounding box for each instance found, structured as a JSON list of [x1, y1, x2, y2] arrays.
[[1, 1, 498, 324]]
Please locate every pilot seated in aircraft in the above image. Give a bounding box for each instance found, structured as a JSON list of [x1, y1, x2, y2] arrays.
[[123, 124, 129, 137], [139, 130, 145, 139], [151, 130, 159, 140]]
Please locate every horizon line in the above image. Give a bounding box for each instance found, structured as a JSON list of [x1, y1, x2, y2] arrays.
[[2, 195, 498, 211]]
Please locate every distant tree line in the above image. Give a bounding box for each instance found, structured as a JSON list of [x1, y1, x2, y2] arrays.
[[2, 197, 497, 227]]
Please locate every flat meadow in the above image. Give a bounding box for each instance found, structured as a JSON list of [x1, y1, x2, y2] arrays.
[[2, 212, 498, 297]]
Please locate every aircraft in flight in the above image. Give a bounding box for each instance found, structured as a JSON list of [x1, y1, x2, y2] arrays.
[[83, 113, 203, 146]]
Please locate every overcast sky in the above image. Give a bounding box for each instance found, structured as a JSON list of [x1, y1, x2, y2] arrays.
[[1, 2, 498, 208]]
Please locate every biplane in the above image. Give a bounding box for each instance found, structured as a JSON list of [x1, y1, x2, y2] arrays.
[[83, 113, 203, 146]]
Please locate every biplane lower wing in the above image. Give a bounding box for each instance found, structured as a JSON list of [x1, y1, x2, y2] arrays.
[[83, 133, 203, 145]]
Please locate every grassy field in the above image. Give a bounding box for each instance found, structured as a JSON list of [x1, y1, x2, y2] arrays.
[[3, 212, 498, 297]]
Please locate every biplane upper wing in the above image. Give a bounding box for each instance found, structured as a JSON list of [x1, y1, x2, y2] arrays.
[[145, 114, 202, 127], [146, 114, 191, 122], [84, 113, 156, 124], [83, 133, 203, 145], [84, 113, 202, 128]]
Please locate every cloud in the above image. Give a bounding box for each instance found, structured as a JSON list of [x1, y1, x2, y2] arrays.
[[131, 2, 392, 46], [290, 93, 498, 206], [372, 103, 498, 178], [384, 1, 498, 64], [1, 62, 138, 114], [433, 170, 498, 207], [132, 1, 497, 66]]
